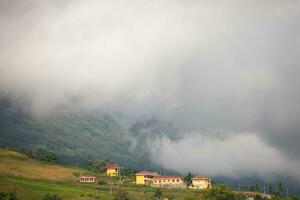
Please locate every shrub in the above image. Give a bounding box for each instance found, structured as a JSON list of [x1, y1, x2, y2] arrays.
[[153, 189, 163, 200], [8, 192, 18, 200], [98, 180, 107, 185], [205, 184, 236, 200], [0, 192, 7, 200], [114, 190, 129, 200], [42, 193, 62, 200]]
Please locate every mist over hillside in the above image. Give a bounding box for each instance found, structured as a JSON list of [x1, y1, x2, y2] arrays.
[[1, 98, 300, 195], [0, 0, 300, 197]]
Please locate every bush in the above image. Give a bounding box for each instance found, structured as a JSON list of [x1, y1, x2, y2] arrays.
[[114, 190, 129, 200], [205, 184, 236, 200], [42, 193, 62, 200], [0, 192, 7, 200], [153, 189, 163, 200], [98, 180, 107, 185], [7, 192, 17, 200]]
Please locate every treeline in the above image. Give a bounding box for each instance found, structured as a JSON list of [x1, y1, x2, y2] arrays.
[[86, 159, 138, 178], [249, 182, 296, 199], [2, 146, 58, 163]]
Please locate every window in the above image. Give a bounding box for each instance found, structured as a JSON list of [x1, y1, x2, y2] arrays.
[[172, 180, 175, 182], [177, 180, 179, 182]]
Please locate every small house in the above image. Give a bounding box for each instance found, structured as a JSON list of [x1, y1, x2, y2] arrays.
[[189, 176, 211, 189], [105, 163, 119, 176], [80, 175, 96, 183], [135, 171, 159, 185]]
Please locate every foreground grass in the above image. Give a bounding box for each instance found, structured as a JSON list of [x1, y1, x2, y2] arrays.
[[0, 175, 205, 200], [0, 175, 114, 200]]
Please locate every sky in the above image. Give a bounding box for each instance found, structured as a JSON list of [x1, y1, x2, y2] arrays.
[[0, 0, 300, 182]]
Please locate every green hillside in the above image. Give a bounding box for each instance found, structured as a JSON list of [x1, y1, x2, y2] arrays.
[[0, 98, 154, 170], [0, 148, 205, 200]]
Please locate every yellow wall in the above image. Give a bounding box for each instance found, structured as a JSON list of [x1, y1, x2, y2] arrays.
[[106, 168, 118, 176], [153, 178, 183, 186], [135, 175, 145, 184], [190, 179, 211, 189]]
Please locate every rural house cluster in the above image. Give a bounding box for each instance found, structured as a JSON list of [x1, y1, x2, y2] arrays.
[[80, 163, 211, 189]]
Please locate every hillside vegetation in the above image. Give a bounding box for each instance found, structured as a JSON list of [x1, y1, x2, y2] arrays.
[[0, 98, 155, 170], [0, 148, 93, 182], [0, 149, 299, 200], [0, 148, 200, 200]]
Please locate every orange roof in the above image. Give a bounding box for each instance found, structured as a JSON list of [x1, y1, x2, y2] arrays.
[[105, 163, 118, 169], [192, 176, 210, 180], [135, 171, 159, 176], [154, 175, 182, 180]]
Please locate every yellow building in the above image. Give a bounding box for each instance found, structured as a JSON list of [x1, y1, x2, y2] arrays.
[[189, 176, 211, 189], [105, 163, 119, 176], [153, 176, 186, 189], [135, 171, 159, 185]]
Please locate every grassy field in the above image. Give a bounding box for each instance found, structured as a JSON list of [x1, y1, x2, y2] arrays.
[[0, 148, 203, 200], [0, 148, 95, 182], [0, 175, 204, 200]]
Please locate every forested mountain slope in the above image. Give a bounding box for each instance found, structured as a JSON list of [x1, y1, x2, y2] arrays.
[[0, 99, 155, 170]]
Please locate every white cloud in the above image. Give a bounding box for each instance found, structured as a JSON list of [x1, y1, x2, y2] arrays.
[[149, 133, 300, 182]]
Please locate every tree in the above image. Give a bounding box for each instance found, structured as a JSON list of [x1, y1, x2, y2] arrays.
[[184, 172, 193, 186], [268, 185, 272, 195], [205, 184, 236, 200], [41, 151, 57, 162], [96, 160, 107, 172], [278, 182, 284, 195], [154, 189, 163, 200], [114, 190, 129, 200], [274, 182, 284, 197], [254, 184, 260, 192]]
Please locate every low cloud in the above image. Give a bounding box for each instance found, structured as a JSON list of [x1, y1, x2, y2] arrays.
[[0, 0, 300, 181], [149, 133, 300, 182]]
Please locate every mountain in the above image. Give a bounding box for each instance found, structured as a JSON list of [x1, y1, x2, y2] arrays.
[[1, 98, 300, 196], [0, 98, 156, 170]]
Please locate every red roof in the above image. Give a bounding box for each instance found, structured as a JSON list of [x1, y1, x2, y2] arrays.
[[105, 163, 118, 169], [80, 175, 96, 178], [192, 176, 210, 180], [135, 171, 159, 176], [154, 175, 182, 180]]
